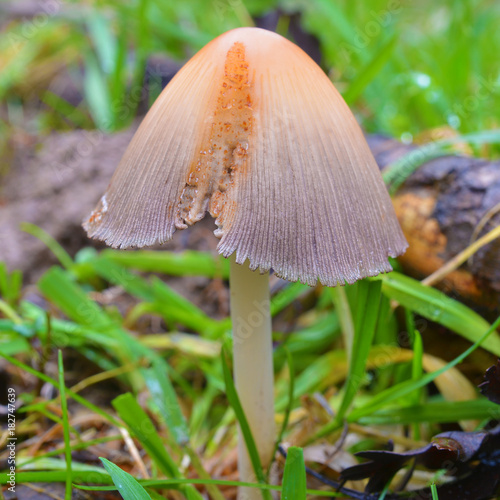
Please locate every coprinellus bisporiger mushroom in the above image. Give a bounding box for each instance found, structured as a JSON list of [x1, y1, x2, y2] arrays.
[[84, 27, 408, 499]]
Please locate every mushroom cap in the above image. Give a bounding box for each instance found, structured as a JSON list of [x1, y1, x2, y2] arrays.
[[84, 27, 408, 286]]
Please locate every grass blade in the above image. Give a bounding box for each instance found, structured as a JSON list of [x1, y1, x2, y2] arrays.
[[336, 280, 382, 422], [270, 347, 295, 475], [38, 267, 116, 331], [112, 393, 180, 479], [90, 257, 153, 301], [383, 130, 500, 193], [100, 458, 151, 500], [330, 287, 354, 365], [343, 33, 398, 105], [310, 0, 355, 43], [21, 223, 73, 270], [102, 250, 229, 278], [42, 91, 94, 128], [73, 476, 342, 496], [0, 262, 22, 306], [378, 272, 500, 356], [282, 447, 306, 500], [151, 277, 219, 334], [87, 12, 117, 75], [58, 350, 72, 500], [411, 330, 424, 439], [0, 470, 112, 485], [112, 393, 204, 499], [145, 358, 189, 446], [358, 398, 500, 425], [431, 482, 439, 500], [83, 51, 113, 131]]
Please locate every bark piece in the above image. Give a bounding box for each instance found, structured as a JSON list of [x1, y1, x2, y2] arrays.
[[368, 135, 500, 307]]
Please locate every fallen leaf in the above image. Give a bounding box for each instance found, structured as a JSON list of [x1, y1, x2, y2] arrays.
[[340, 425, 500, 498], [479, 359, 500, 405]]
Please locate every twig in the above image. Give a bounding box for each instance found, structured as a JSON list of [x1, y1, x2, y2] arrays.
[[422, 224, 500, 287], [119, 426, 150, 479]]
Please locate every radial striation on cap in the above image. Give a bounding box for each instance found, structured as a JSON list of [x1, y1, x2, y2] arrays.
[[84, 27, 408, 286]]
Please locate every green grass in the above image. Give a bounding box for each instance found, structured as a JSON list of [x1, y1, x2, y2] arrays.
[[1, 243, 499, 496], [100, 458, 153, 500], [282, 447, 307, 500], [0, 0, 499, 145], [58, 350, 73, 500]]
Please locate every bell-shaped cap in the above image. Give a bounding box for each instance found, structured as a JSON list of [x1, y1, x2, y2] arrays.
[[84, 27, 408, 286]]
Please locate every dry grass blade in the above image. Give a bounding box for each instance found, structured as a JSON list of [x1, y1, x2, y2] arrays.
[[422, 224, 500, 287]]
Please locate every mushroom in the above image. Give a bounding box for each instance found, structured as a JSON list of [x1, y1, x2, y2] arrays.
[[84, 27, 407, 498]]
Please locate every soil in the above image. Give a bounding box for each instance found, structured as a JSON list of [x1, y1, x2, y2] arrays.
[[0, 124, 218, 279]]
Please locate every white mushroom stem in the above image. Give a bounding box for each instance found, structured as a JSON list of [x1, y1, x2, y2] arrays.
[[230, 257, 275, 500]]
